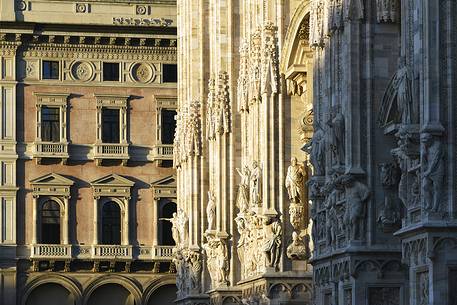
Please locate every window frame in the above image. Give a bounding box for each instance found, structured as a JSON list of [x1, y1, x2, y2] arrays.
[[102, 62, 121, 82], [91, 174, 134, 246], [33, 93, 69, 163], [162, 63, 177, 83], [42, 60, 60, 80], [30, 173, 74, 246], [39, 198, 62, 244], [95, 94, 129, 145]]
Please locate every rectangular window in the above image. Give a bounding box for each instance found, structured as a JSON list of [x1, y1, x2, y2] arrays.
[[42, 61, 60, 80], [102, 108, 120, 143], [41, 107, 60, 142], [163, 64, 177, 83], [161, 109, 177, 144], [103, 62, 120, 81]]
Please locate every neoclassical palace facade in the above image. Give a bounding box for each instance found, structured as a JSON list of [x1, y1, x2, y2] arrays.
[[173, 0, 457, 305], [0, 1, 179, 305]]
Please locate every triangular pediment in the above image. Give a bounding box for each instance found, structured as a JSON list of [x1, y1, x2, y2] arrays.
[[150, 175, 176, 187], [30, 173, 74, 186], [90, 174, 134, 187]]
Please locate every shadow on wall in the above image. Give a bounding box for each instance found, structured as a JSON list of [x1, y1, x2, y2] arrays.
[[146, 284, 177, 305]]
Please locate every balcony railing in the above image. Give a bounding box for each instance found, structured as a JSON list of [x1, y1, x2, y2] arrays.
[[33, 142, 69, 163], [93, 143, 129, 165], [31, 244, 72, 259], [92, 245, 132, 259], [29, 244, 175, 261], [152, 144, 174, 162], [153, 245, 174, 260]]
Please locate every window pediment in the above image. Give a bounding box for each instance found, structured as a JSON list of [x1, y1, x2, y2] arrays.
[[94, 94, 129, 108], [91, 174, 134, 198], [151, 175, 176, 199], [30, 173, 73, 197]]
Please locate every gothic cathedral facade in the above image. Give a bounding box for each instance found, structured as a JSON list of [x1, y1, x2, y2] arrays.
[[174, 1, 457, 305]]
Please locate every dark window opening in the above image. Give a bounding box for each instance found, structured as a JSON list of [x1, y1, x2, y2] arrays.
[[163, 64, 177, 83], [41, 107, 60, 142], [161, 109, 177, 144], [103, 62, 120, 81], [40, 200, 61, 244], [101, 201, 121, 245], [158, 199, 177, 245], [102, 108, 120, 143], [42, 61, 60, 80]]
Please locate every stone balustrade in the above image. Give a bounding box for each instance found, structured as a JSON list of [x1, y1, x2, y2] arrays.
[[93, 143, 129, 165], [152, 144, 174, 160], [29, 244, 175, 261]]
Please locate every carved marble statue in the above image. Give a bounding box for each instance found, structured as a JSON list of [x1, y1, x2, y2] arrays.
[[285, 157, 307, 203], [177, 208, 189, 247], [391, 139, 409, 208], [303, 124, 326, 175], [188, 250, 202, 292], [421, 133, 444, 212], [159, 212, 180, 246], [250, 161, 261, 207], [207, 191, 216, 231], [262, 216, 282, 270], [327, 110, 345, 167], [236, 165, 251, 213], [286, 231, 310, 261], [323, 181, 338, 249], [342, 175, 370, 241], [204, 236, 229, 288]]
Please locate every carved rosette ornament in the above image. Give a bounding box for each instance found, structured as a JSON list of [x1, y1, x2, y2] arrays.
[[132, 62, 155, 83], [71, 61, 94, 82]]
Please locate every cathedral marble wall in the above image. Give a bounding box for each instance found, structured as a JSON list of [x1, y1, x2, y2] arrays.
[[0, 1, 179, 304]]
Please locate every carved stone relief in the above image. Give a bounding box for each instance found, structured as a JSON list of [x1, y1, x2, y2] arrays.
[[341, 174, 369, 241], [131, 62, 155, 83], [203, 234, 229, 288], [417, 272, 429, 305], [71, 61, 94, 82], [421, 133, 444, 213], [378, 162, 401, 231]]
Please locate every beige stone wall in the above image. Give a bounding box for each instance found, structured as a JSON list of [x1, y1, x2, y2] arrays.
[[16, 84, 175, 245]]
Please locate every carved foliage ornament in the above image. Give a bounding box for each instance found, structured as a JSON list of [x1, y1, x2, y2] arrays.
[[174, 101, 202, 166], [207, 72, 231, 141]]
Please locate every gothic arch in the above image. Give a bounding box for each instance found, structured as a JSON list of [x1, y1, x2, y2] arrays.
[[82, 274, 142, 305], [21, 274, 82, 305], [280, 0, 312, 73]]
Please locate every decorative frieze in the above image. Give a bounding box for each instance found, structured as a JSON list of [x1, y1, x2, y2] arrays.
[[112, 17, 173, 27]]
